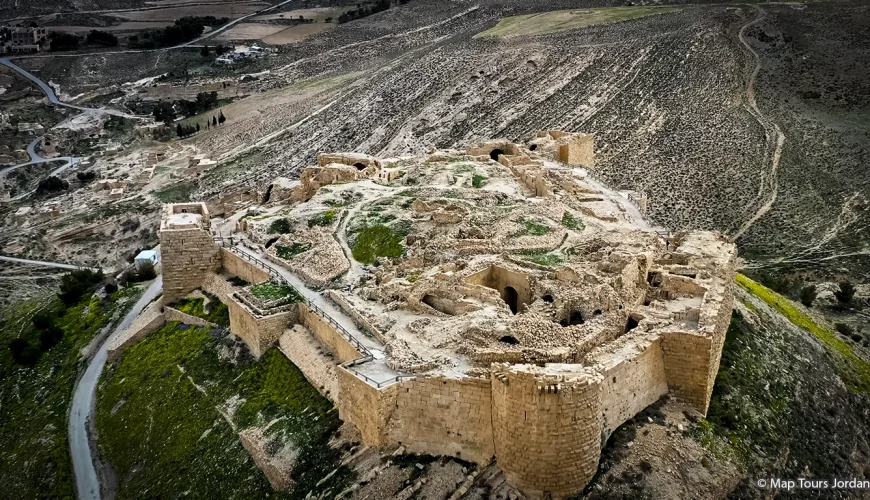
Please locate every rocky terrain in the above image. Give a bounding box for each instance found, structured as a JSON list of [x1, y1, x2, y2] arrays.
[[18, 0, 864, 279]]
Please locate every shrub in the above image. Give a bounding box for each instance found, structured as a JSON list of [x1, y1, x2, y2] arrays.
[[269, 218, 292, 234], [512, 218, 549, 237], [834, 281, 855, 304], [276, 243, 310, 260], [472, 174, 486, 188], [561, 211, 584, 231], [8, 338, 40, 365], [835, 323, 854, 337], [137, 262, 157, 281], [58, 269, 104, 306], [308, 210, 336, 228], [38, 325, 64, 351], [799, 285, 817, 307]]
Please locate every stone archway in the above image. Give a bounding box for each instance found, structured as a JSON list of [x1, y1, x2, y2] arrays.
[[353, 162, 367, 171], [489, 148, 505, 161], [504, 286, 519, 314]]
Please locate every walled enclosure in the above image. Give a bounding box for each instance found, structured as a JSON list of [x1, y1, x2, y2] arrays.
[[157, 134, 736, 498]]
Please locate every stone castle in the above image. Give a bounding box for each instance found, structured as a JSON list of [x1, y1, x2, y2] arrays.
[[156, 132, 736, 497]]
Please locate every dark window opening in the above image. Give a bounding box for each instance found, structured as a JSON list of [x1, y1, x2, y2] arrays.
[[529, 144, 538, 151], [353, 162, 367, 170], [542, 294, 554, 303], [593, 309, 602, 316], [560, 310, 584, 327], [263, 183, 274, 202], [499, 335, 519, 345], [489, 148, 504, 161], [647, 271, 662, 287], [503, 286, 519, 314], [265, 237, 279, 248], [625, 316, 640, 333]]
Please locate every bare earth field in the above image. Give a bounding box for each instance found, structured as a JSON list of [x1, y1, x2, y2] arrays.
[[213, 22, 288, 41], [115, 2, 269, 22]]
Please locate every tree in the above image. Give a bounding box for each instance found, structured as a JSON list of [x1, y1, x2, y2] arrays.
[[196, 122, 201, 132], [86, 30, 118, 47], [58, 269, 104, 306], [325, 16, 333, 23], [36, 176, 67, 195], [200, 44, 210, 57], [212, 115, 218, 127], [153, 101, 177, 125], [800, 285, 817, 307], [218, 110, 226, 125], [49, 33, 80, 51], [137, 262, 157, 281], [834, 281, 855, 305]]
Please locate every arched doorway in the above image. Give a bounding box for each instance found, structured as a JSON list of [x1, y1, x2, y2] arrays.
[[503, 286, 519, 314], [489, 149, 504, 161], [529, 144, 538, 151], [353, 162, 367, 171]]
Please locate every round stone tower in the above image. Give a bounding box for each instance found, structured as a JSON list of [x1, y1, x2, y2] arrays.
[[491, 363, 604, 498]]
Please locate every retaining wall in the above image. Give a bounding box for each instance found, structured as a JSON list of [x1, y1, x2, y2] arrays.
[[106, 300, 165, 362], [279, 325, 340, 402], [164, 306, 217, 328], [297, 302, 363, 362], [227, 294, 295, 358], [221, 248, 270, 285]]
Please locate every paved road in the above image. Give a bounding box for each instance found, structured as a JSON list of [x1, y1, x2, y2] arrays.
[[0, 58, 144, 118], [3, 0, 297, 61], [69, 276, 163, 500], [0, 255, 100, 272]]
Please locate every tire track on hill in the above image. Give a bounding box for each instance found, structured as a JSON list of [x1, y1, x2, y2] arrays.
[[730, 6, 786, 242]]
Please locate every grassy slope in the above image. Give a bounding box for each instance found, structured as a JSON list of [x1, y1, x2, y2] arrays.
[[735, 274, 870, 394], [0, 286, 144, 499], [687, 280, 870, 496], [475, 6, 682, 38], [96, 322, 351, 499]]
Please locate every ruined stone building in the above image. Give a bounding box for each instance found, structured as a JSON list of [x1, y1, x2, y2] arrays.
[[158, 133, 736, 498]]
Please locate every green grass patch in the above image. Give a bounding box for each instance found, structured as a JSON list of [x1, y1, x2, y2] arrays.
[[351, 224, 404, 264], [308, 210, 336, 228], [276, 243, 311, 260], [96, 323, 352, 498], [173, 295, 230, 327], [472, 174, 487, 188], [249, 281, 304, 303], [519, 252, 564, 267], [269, 218, 292, 234], [736, 274, 870, 394], [0, 285, 143, 498], [154, 181, 196, 203], [561, 211, 584, 230], [512, 217, 550, 237], [475, 5, 682, 38]]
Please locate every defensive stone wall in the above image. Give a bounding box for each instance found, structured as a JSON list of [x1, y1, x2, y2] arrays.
[[159, 203, 220, 303], [279, 325, 340, 402], [106, 300, 165, 362], [595, 335, 669, 438], [297, 302, 363, 363], [491, 364, 604, 498], [220, 248, 270, 285], [336, 366, 399, 445], [164, 306, 218, 328], [387, 376, 494, 464], [227, 294, 296, 358], [660, 331, 716, 411], [201, 271, 239, 305]]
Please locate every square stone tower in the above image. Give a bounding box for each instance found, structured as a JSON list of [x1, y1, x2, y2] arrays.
[[158, 202, 219, 303]]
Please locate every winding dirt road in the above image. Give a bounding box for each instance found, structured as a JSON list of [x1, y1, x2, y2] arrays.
[[730, 6, 786, 242]]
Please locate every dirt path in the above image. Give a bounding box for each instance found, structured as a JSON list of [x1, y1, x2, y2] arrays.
[[729, 6, 786, 242]]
